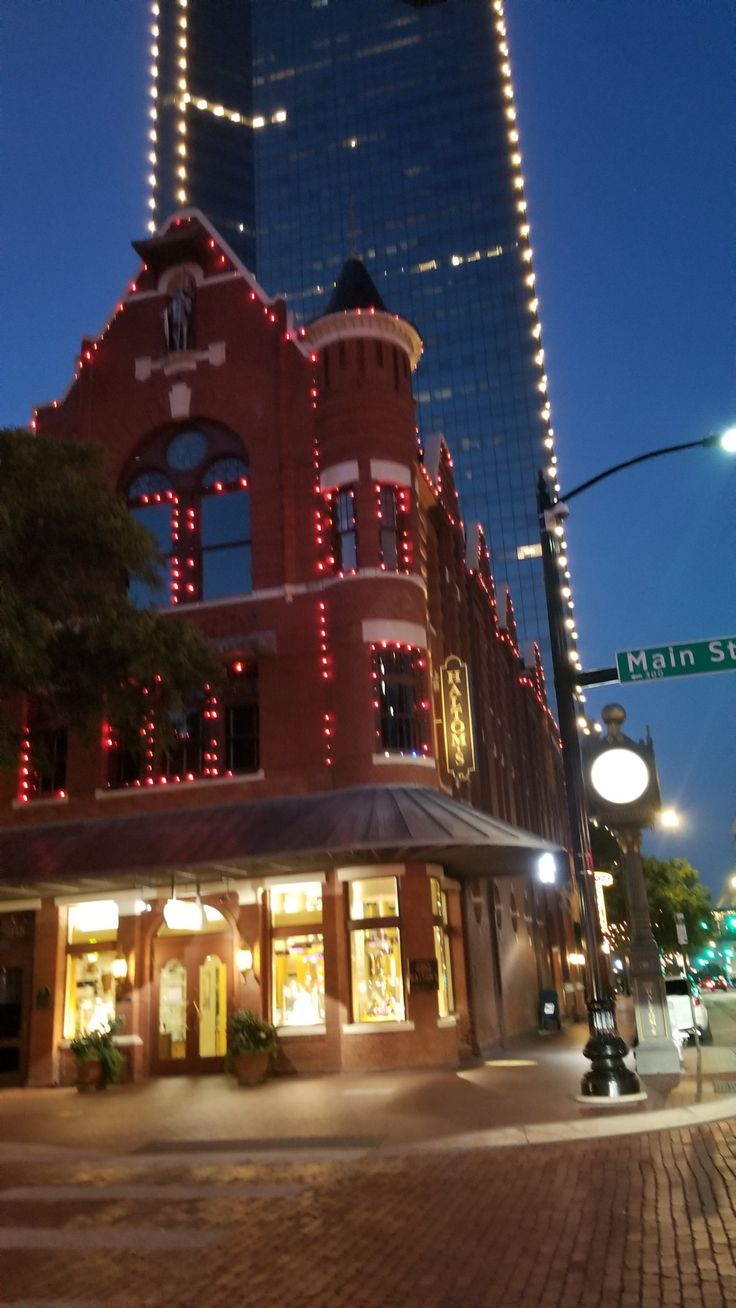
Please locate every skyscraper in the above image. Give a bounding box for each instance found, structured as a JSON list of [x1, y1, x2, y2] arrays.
[[148, 0, 565, 671]]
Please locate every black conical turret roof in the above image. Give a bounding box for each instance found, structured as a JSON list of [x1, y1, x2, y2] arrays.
[[323, 258, 387, 315]]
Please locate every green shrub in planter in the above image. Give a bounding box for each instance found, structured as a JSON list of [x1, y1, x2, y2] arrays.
[[69, 1017, 125, 1085], [226, 1009, 278, 1060]]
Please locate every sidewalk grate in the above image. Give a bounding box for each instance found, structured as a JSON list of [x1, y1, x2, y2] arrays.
[[712, 1080, 736, 1094]]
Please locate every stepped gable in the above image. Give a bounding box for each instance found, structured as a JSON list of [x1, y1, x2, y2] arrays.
[[503, 588, 520, 655], [533, 642, 548, 707], [434, 440, 462, 524], [466, 524, 497, 612]]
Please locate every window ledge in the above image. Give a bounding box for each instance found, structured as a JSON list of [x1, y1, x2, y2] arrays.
[[95, 771, 264, 800], [372, 754, 435, 768], [437, 1015, 458, 1029], [322, 569, 426, 594], [59, 1035, 144, 1049], [276, 1024, 326, 1039], [342, 1021, 415, 1035], [12, 795, 69, 811]]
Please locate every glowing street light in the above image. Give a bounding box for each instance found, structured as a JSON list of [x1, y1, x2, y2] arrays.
[[658, 808, 682, 830]]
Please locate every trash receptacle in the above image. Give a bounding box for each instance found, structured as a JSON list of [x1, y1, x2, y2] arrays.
[[538, 988, 561, 1031]]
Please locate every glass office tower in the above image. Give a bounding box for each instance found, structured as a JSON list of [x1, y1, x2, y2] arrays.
[[148, 0, 561, 671]]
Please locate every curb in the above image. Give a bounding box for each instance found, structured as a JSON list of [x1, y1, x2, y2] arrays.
[[388, 1093, 736, 1155]]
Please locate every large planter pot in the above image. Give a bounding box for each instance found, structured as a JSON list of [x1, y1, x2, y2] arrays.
[[75, 1058, 106, 1092], [231, 1050, 271, 1087]]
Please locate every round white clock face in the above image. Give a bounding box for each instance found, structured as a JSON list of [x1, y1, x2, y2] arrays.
[[590, 749, 650, 805]]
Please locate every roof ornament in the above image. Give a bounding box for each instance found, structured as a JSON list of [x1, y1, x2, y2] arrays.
[[164, 275, 195, 352]]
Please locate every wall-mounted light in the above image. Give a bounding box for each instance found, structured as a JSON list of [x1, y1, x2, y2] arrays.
[[237, 947, 253, 977], [537, 852, 557, 884], [568, 952, 586, 967], [111, 953, 128, 981]]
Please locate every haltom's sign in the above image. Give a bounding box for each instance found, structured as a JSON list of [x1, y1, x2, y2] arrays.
[[440, 655, 476, 782]]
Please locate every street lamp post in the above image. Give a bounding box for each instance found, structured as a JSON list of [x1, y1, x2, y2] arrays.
[[538, 478, 641, 1100], [584, 705, 681, 1075], [537, 426, 734, 1096]]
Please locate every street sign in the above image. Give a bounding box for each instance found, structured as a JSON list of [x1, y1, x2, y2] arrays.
[[616, 636, 736, 683], [674, 912, 688, 947]]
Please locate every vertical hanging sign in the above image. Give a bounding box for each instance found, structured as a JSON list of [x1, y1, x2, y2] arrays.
[[440, 655, 476, 782]]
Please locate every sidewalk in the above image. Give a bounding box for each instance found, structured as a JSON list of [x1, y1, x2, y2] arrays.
[[2, 1021, 736, 1162]]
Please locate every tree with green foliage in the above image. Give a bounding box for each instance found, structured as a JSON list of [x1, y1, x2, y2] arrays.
[[590, 825, 713, 953], [0, 428, 220, 771]]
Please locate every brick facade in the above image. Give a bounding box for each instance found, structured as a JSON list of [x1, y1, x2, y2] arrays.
[[0, 212, 574, 1085]]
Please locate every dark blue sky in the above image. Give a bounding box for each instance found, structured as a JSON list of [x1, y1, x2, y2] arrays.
[[2, 1, 734, 897]]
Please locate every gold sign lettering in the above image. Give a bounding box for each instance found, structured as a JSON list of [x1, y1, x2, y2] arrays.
[[440, 656, 476, 781]]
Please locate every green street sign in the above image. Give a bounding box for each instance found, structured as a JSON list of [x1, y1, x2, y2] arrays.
[[617, 636, 736, 683]]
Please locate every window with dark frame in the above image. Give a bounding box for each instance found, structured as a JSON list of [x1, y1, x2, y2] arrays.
[[223, 664, 259, 774], [327, 486, 358, 573], [105, 665, 259, 789], [23, 726, 68, 800], [378, 485, 399, 569], [371, 645, 430, 755], [200, 458, 252, 601], [159, 710, 206, 780], [377, 484, 410, 571]]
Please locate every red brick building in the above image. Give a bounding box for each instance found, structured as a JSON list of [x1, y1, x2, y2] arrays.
[[0, 212, 574, 1087]]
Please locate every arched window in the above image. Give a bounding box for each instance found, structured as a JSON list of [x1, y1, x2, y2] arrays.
[[200, 458, 252, 600], [126, 472, 175, 609], [123, 429, 252, 607]]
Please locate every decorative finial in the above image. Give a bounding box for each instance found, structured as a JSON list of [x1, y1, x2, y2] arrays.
[[601, 703, 626, 740]]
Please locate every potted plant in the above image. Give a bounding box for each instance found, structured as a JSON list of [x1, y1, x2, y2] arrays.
[[227, 1009, 278, 1086], [69, 1018, 125, 1092]]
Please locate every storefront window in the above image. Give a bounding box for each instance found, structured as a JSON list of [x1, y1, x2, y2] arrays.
[[64, 952, 118, 1039], [272, 936, 325, 1027], [269, 882, 325, 1029], [430, 877, 454, 1019], [63, 901, 121, 1039], [348, 876, 405, 1023]]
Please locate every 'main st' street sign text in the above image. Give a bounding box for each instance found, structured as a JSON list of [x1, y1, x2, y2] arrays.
[[617, 636, 736, 683]]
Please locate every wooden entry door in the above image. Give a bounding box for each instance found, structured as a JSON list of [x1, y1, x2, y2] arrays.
[[0, 960, 31, 1087], [0, 913, 34, 1087], [152, 932, 231, 1075]]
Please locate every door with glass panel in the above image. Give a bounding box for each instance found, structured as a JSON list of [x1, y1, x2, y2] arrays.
[[152, 930, 230, 1075]]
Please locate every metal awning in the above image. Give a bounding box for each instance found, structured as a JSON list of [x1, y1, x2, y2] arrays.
[[0, 785, 565, 902]]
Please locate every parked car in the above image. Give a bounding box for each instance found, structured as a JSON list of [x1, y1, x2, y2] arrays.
[[665, 976, 712, 1044], [702, 976, 728, 992]]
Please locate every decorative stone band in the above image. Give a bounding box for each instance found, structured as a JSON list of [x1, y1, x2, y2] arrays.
[[304, 308, 423, 371], [320, 459, 359, 491], [361, 619, 427, 647], [369, 459, 413, 488]]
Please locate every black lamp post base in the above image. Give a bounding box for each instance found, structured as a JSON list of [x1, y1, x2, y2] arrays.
[[579, 999, 643, 1099], [577, 1088, 648, 1105]]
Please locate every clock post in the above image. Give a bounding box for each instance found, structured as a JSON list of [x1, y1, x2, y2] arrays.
[[584, 705, 680, 1076]]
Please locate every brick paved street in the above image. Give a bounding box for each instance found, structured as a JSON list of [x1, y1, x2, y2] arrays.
[[1, 1119, 736, 1307]]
